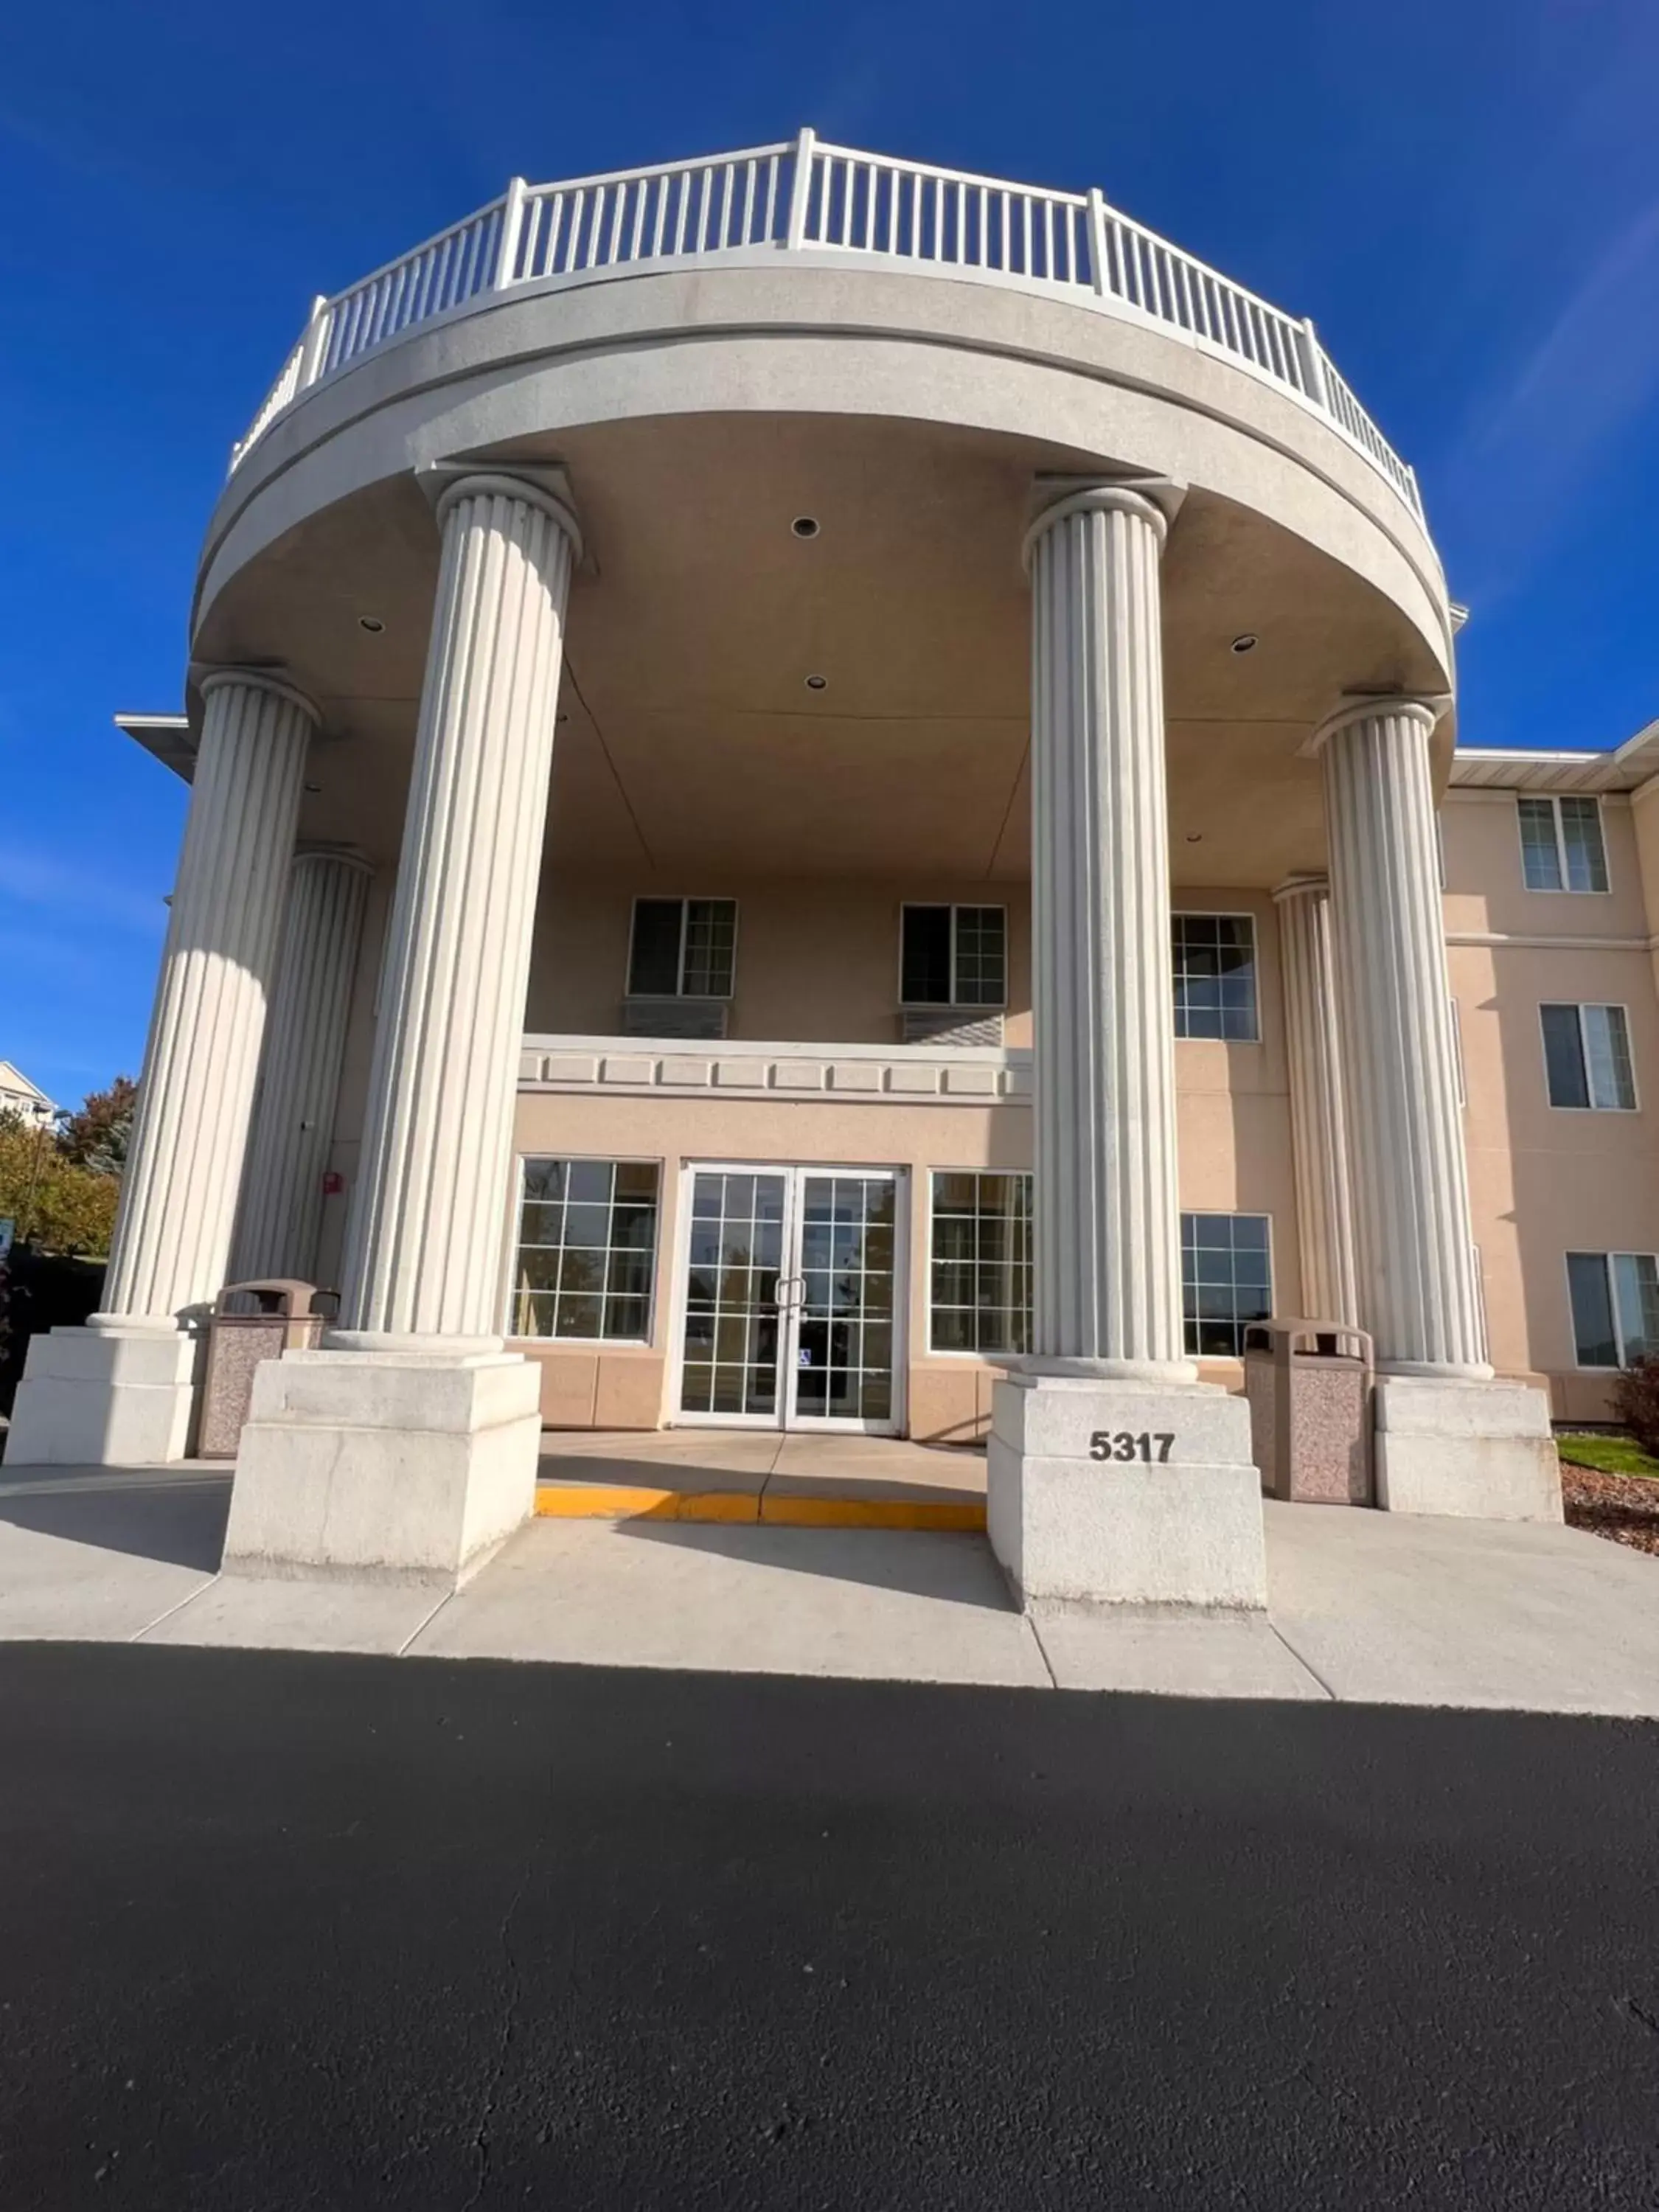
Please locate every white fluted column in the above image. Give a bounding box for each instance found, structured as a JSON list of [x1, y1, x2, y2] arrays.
[[98, 671, 316, 1325], [1316, 698, 1487, 1375], [230, 846, 372, 1286], [335, 472, 580, 1350], [1273, 876, 1358, 1327], [7, 670, 314, 1464], [1025, 483, 1190, 1380], [989, 480, 1263, 1611]]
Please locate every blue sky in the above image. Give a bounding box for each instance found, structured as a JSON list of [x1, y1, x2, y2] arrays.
[[4, 0, 1657, 1110]]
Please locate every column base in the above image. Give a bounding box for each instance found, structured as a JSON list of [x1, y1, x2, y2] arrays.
[[223, 1348, 542, 1585], [3, 1325, 199, 1467], [1374, 1375, 1562, 1522], [987, 1373, 1266, 1611]]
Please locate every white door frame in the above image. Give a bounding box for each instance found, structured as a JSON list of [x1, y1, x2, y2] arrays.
[[668, 1161, 908, 1436]]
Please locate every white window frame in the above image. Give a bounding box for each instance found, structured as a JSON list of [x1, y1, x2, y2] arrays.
[[665, 1159, 910, 1435], [1565, 1249, 1659, 1371], [504, 1151, 665, 1346], [924, 1166, 1033, 1358], [1539, 1002, 1638, 1113], [1171, 909, 1262, 1045], [626, 897, 740, 1000], [1180, 1208, 1276, 1360], [1517, 793, 1610, 895], [897, 902, 1009, 1010], [1450, 995, 1466, 1108]]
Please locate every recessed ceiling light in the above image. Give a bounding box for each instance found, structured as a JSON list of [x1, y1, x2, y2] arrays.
[[1230, 633, 1258, 654], [791, 515, 820, 539], [804, 673, 828, 691], [358, 615, 385, 634]]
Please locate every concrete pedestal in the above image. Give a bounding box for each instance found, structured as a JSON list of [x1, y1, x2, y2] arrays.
[[223, 1349, 542, 1585], [4, 1325, 199, 1467], [987, 1374, 1267, 1611], [1374, 1376, 1562, 1523]]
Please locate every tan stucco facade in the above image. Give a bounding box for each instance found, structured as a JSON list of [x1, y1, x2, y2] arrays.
[[1444, 780, 1659, 1418], [420, 793, 1656, 1439]]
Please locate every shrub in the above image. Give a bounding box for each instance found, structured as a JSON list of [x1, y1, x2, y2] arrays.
[[1611, 1355, 1659, 1460]]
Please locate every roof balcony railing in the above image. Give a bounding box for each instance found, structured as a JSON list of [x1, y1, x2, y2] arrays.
[[228, 128, 1422, 522]]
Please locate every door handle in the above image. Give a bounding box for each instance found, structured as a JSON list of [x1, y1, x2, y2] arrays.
[[773, 1273, 805, 1310]]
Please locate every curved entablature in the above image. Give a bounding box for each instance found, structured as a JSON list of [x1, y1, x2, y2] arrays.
[[231, 128, 1421, 521]]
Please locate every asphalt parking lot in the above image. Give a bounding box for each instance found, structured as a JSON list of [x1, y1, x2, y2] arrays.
[[4, 1643, 1658, 2209]]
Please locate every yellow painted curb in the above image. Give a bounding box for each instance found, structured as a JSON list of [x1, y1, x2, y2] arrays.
[[533, 1483, 753, 1523], [534, 1483, 986, 1531], [759, 1493, 987, 1531]]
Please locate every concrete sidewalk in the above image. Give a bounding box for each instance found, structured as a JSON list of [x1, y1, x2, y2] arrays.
[[1, 1459, 1655, 1714]]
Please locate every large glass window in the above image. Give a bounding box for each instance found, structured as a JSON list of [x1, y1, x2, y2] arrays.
[[1518, 795, 1609, 893], [628, 899, 737, 997], [1568, 1251, 1659, 1368], [511, 1158, 660, 1340], [901, 905, 1006, 1006], [923, 1187, 1273, 1361], [1172, 914, 1259, 1040], [1541, 1004, 1636, 1110], [928, 1171, 1032, 1354], [1182, 1212, 1273, 1357]]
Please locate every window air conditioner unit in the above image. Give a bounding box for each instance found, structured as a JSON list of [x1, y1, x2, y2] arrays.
[[900, 1009, 1005, 1047], [622, 996, 728, 1040]]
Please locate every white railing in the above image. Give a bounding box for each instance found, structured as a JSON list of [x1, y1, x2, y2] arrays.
[[229, 128, 1422, 518], [514, 143, 793, 281]]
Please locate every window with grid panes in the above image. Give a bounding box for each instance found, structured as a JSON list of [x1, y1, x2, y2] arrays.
[[1181, 1212, 1272, 1357], [900, 905, 1006, 1006], [628, 898, 737, 996], [511, 1159, 660, 1340], [1517, 796, 1609, 893], [1540, 1004, 1637, 1110], [1568, 1251, 1659, 1367], [1172, 914, 1259, 1040], [928, 1172, 1032, 1354]]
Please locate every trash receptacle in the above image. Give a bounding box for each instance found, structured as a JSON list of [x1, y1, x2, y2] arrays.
[[1242, 1318, 1374, 1505], [198, 1279, 326, 1459]]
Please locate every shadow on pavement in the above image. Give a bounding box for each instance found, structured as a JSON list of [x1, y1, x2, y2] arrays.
[[613, 1514, 1018, 1610], [0, 1475, 231, 1573]]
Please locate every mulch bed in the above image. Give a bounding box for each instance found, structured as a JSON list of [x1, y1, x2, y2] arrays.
[[1559, 1461, 1659, 1558]]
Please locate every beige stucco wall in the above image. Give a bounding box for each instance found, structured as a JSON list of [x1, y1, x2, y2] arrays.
[[497, 881, 1295, 1438], [307, 790, 1659, 1439], [526, 871, 1035, 1046], [504, 1062, 1286, 1439], [1444, 790, 1659, 1417]]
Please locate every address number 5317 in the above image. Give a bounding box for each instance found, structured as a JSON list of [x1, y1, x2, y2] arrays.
[[1089, 1431, 1175, 1464]]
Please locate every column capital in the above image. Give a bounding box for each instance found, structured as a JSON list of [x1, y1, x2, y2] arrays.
[[195, 666, 322, 728], [1306, 692, 1450, 756], [293, 841, 374, 876], [1022, 476, 1185, 570], [1271, 872, 1329, 906], [417, 463, 582, 560]]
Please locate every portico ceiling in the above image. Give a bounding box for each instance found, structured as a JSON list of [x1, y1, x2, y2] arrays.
[[186, 411, 1447, 888]]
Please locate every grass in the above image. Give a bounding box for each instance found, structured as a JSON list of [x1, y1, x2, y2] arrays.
[[1557, 1432, 1659, 1480]]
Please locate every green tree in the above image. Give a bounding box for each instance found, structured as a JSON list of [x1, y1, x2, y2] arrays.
[[58, 1075, 138, 1176], [0, 1112, 120, 1257]]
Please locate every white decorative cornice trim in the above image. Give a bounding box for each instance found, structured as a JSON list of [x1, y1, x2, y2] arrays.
[[518, 1034, 1032, 1105], [1444, 930, 1655, 953]]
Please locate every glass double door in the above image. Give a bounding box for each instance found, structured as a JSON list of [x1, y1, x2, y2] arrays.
[[675, 1166, 903, 1433]]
